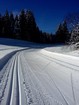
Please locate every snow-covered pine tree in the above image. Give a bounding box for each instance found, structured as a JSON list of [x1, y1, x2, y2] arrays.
[[70, 23, 79, 43]]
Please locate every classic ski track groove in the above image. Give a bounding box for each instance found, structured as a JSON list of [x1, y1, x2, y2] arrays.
[[0, 48, 79, 105]]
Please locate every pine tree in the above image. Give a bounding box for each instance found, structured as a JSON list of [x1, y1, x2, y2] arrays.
[[14, 15, 20, 39], [56, 21, 69, 43], [19, 9, 26, 39], [3, 10, 10, 37], [70, 23, 79, 43], [56, 23, 63, 43], [9, 12, 15, 38], [62, 21, 70, 42], [0, 14, 3, 37], [0, 9, 54, 44], [26, 10, 37, 42]]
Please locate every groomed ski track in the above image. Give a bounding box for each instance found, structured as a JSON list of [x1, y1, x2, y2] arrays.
[[0, 47, 79, 105]]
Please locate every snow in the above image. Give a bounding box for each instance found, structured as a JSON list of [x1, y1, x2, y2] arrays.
[[0, 38, 79, 105], [45, 43, 79, 57], [44, 44, 76, 53]]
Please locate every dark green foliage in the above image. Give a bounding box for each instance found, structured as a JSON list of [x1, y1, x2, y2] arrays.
[[19, 10, 26, 39], [3, 10, 11, 38], [56, 21, 69, 43], [14, 15, 20, 39], [0, 14, 3, 37], [0, 9, 69, 44], [9, 13, 15, 38], [25, 10, 37, 42]]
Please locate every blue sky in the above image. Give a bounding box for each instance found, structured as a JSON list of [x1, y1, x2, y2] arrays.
[[0, 0, 79, 33]]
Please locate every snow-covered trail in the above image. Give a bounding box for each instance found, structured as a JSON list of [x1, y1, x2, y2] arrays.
[[0, 48, 79, 105]]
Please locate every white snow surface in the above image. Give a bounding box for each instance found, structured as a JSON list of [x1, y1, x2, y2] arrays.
[[0, 38, 79, 105]]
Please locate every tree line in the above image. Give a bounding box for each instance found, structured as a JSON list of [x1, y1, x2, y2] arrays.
[[0, 9, 70, 44]]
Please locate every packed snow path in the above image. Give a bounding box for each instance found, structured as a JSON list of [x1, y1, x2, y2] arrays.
[[0, 48, 79, 105]]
